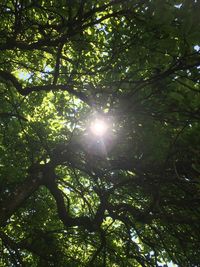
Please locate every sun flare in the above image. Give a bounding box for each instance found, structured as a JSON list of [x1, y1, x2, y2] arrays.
[[90, 119, 108, 137]]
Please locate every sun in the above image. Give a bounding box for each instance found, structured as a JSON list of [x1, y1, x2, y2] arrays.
[[90, 119, 108, 137]]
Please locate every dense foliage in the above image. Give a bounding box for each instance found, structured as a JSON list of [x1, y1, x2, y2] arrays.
[[0, 0, 200, 266]]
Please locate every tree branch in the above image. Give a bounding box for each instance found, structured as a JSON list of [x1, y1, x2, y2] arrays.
[[0, 163, 50, 227], [53, 43, 63, 85], [0, 70, 91, 105], [44, 174, 95, 231], [0, 112, 28, 121]]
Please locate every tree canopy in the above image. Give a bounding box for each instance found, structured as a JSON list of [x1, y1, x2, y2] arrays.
[[0, 0, 200, 266]]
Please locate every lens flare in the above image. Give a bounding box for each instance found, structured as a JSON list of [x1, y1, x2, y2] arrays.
[[90, 119, 108, 137]]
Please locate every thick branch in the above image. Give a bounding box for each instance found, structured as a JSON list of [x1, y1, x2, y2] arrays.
[[44, 175, 95, 231], [0, 164, 49, 227], [0, 70, 23, 93], [53, 43, 63, 85], [0, 112, 28, 121], [25, 84, 91, 104], [0, 70, 91, 105]]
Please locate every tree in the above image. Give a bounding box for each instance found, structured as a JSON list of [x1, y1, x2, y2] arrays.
[[0, 0, 200, 266]]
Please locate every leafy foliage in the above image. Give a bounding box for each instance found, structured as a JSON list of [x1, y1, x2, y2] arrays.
[[0, 0, 200, 266]]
